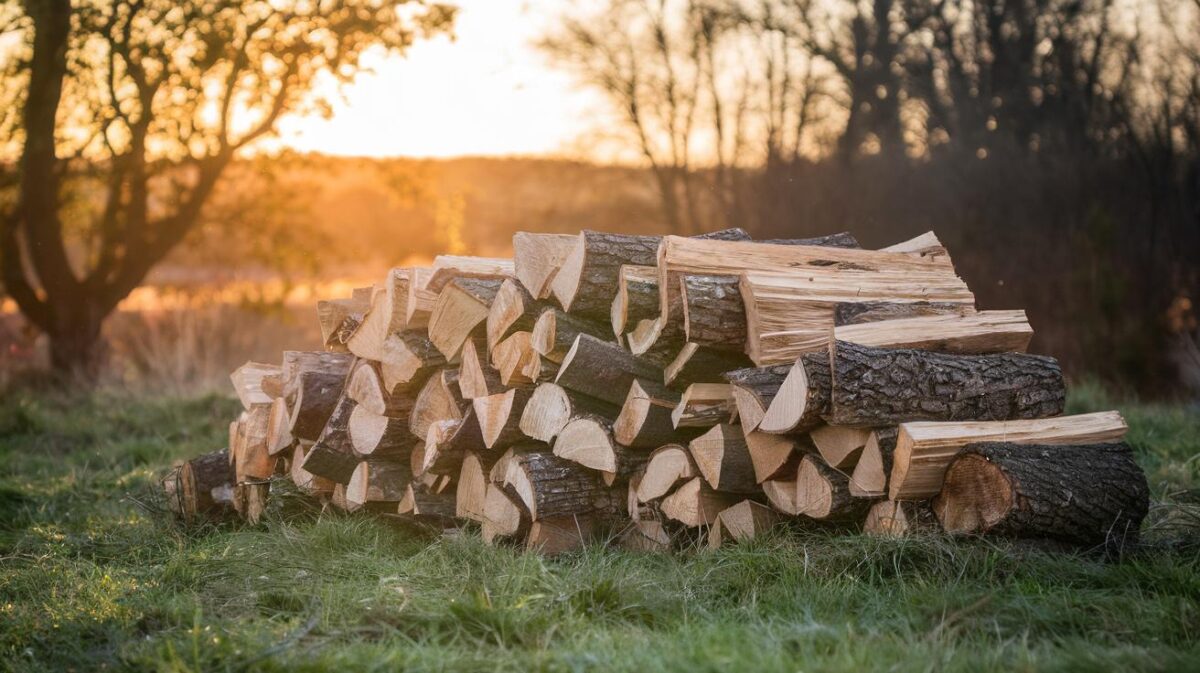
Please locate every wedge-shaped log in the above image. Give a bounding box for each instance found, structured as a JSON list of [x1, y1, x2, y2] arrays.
[[827, 341, 1066, 427], [290, 445, 334, 496], [614, 380, 685, 448], [518, 382, 618, 443], [280, 350, 353, 400], [346, 360, 413, 418], [317, 291, 369, 351], [492, 331, 539, 386], [889, 411, 1128, 500], [348, 405, 415, 457], [378, 331, 445, 395], [346, 459, 412, 510], [661, 477, 739, 528], [636, 444, 697, 502], [402, 268, 437, 328], [864, 500, 935, 536], [474, 387, 534, 450], [532, 308, 614, 363], [487, 279, 542, 352], [794, 454, 869, 521], [689, 424, 760, 494], [230, 361, 280, 410], [671, 383, 737, 429], [347, 268, 420, 361], [745, 431, 802, 484], [707, 500, 780, 548], [459, 337, 505, 399], [553, 413, 641, 479], [809, 425, 872, 470], [555, 334, 661, 407], [664, 342, 752, 389], [481, 483, 531, 545], [611, 265, 659, 337], [408, 369, 467, 441], [398, 482, 457, 521], [428, 277, 503, 360], [724, 364, 790, 433], [934, 442, 1148, 549], [420, 411, 485, 476], [514, 232, 577, 299], [287, 371, 345, 442], [501, 449, 619, 520], [265, 397, 294, 456], [848, 428, 898, 498], [757, 352, 832, 434], [551, 231, 663, 319], [618, 520, 674, 552], [426, 255, 513, 293], [234, 403, 275, 482]]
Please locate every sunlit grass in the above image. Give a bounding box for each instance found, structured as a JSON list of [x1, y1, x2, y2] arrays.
[[0, 389, 1196, 672]]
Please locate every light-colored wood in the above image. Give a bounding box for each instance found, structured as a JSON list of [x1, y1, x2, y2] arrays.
[[426, 255, 514, 293], [473, 387, 533, 449], [458, 338, 504, 399], [492, 331, 538, 385], [346, 460, 410, 508], [707, 500, 779, 548], [234, 403, 275, 482], [636, 444, 696, 502], [660, 477, 738, 527], [404, 267, 437, 328], [526, 515, 596, 555], [688, 424, 759, 493], [553, 415, 622, 473], [290, 445, 334, 495], [428, 278, 501, 360], [881, 231, 947, 257], [481, 483, 526, 544], [757, 354, 829, 434], [619, 520, 673, 552], [744, 431, 800, 483], [518, 383, 573, 442], [230, 361, 280, 410], [614, 379, 683, 448], [848, 428, 895, 498], [378, 331, 445, 394], [455, 452, 496, 521], [514, 232, 577, 299], [809, 425, 872, 470], [761, 456, 801, 515], [486, 279, 540, 352], [832, 310, 1033, 354], [671, 383, 736, 428], [348, 405, 413, 457], [408, 369, 466, 441], [611, 265, 659, 336], [889, 411, 1129, 500], [347, 268, 417, 361], [864, 500, 935, 536], [265, 396, 294, 456], [346, 360, 411, 418]]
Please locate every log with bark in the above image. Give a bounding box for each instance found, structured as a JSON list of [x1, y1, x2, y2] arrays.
[[486, 279, 543, 352], [518, 382, 618, 443], [290, 445, 334, 496], [234, 403, 275, 482], [458, 337, 505, 399], [614, 379, 686, 448], [934, 442, 1148, 549], [660, 477, 739, 528], [165, 449, 235, 522], [679, 274, 746, 352], [347, 404, 415, 457], [491, 331, 539, 386], [688, 424, 761, 494], [755, 352, 833, 434], [403, 268, 437, 328], [888, 411, 1128, 500], [265, 397, 294, 456], [346, 459, 412, 511], [378, 331, 446, 395], [408, 369, 468, 441], [428, 277, 504, 360], [397, 482, 457, 523], [531, 308, 614, 363], [826, 340, 1066, 427], [554, 334, 661, 407], [513, 232, 578, 299], [863, 500, 936, 536], [832, 310, 1034, 354], [346, 360, 414, 418], [280, 350, 354, 400], [346, 268, 419, 361], [553, 413, 638, 477], [833, 300, 974, 326], [671, 383, 737, 429], [794, 454, 869, 521], [848, 428, 898, 498], [287, 370, 345, 442], [230, 362, 280, 410], [420, 411, 485, 476], [456, 451, 501, 522], [426, 255, 514, 293], [317, 292, 369, 351], [481, 483, 531, 545], [551, 231, 663, 320], [611, 265, 659, 337], [473, 386, 534, 450], [635, 444, 697, 503], [618, 519, 674, 552], [724, 364, 791, 433], [499, 448, 620, 520], [744, 431, 803, 484], [707, 500, 780, 548]]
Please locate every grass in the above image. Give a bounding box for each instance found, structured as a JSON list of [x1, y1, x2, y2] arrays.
[[0, 386, 1197, 672]]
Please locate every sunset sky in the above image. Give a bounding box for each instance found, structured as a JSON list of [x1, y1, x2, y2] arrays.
[[275, 0, 605, 159]]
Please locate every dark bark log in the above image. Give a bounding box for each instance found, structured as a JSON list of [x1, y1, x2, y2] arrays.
[[531, 307, 615, 363], [614, 379, 691, 448], [502, 449, 620, 520], [724, 364, 791, 432], [552, 231, 666, 319], [166, 449, 235, 522], [827, 340, 1066, 426], [833, 301, 974, 326], [288, 371, 344, 442], [398, 482, 457, 521], [347, 459, 412, 508], [614, 267, 660, 336], [379, 330, 445, 395], [680, 274, 746, 351], [420, 410, 485, 476], [934, 442, 1149, 551], [554, 334, 661, 407], [761, 232, 861, 248], [280, 350, 354, 400], [301, 445, 361, 485]]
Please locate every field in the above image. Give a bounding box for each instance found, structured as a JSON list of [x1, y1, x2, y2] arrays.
[[0, 385, 1197, 672]]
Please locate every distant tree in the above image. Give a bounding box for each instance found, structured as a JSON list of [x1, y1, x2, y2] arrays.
[[0, 0, 455, 376]]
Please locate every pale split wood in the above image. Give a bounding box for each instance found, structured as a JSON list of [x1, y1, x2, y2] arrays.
[[832, 310, 1034, 354], [661, 477, 739, 528], [426, 255, 514, 293], [671, 383, 737, 428], [744, 431, 802, 483], [347, 268, 417, 361], [688, 424, 760, 494], [636, 444, 697, 502], [230, 361, 280, 410], [707, 500, 780, 549], [514, 232, 577, 299], [809, 425, 872, 470]]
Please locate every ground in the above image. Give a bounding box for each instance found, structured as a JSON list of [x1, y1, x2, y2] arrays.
[[0, 385, 1197, 673]]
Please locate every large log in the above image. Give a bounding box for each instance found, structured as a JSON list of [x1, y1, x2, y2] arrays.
[[518, 382, 618, 443], [832, 310, 1034, 354], [688, 424, 760, 494], [755, 352, 832, 434], [166, 449, 235, 522], [663, 342, 752, 389], [531, 308, 614, 363], [827, 340, 1066, 427], [513, 232, 578, 299], [934, 442, 1148, 549], [680, 274, 746, 352], [428, 277, 503, 360], [888, 411, 1128, 500], [287, 371, 345, 442], [551, 231, 664, 320], [554, 334, 661, 407], [500, 449, 619, 520], [724, 364, 790, 433]]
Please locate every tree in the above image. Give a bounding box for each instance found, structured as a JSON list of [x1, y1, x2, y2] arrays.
[[0, 0, 455, 376]]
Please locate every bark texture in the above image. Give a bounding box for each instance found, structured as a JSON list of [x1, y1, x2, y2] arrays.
[[554, 334, 661, 407], [680, 275, 746, 351]]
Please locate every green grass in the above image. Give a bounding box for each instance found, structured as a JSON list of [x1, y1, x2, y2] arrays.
[[0, 388, 1197, 672]]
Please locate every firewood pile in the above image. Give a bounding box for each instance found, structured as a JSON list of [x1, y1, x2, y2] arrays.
[[164, 229, 1150, 554]]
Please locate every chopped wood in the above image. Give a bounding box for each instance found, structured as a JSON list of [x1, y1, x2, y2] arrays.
[[459, 337, 505, 399], [300, 394, 359, 483], [167, 450, 235, 522], [426, 255, 514, 293], [555, 334, 661, 407], [287, 371, 345, 442], [317, 289, 371, 350], [531, 308, 614, 363], [378, 331, 446, 394], [848, 428, 898, 498], [744, 431, 802, 483], [809, 425, 872, 470], [688, 424, 760, 494], [501, 449, 618, 520], [724, 364, 790, 433], [290, 445, 334, 496], [833, 300, 974, 326], [491, 331, 539, 385], [398, 482, 457, 521], [230, 361, 280, 410], [618, 520, 674, 552], [456, 451, 500, 521], [664, 342, 752, 388], [707, 500, 780, 548], [301, 445, 361, 485], [680, 274, 746, 352], [888, 411, 1128, 500], [794, 454, 869, 521], [934, 442, 1148, 549], [428, 277, 504, 360], [400, 268, 435, 329], [348, 404, 415, 457], [518, 382, 618, 443], [553, 413, 635, 474], [481, 483, 530, 544], [614, 379, 685, 448], [827, 340, 1066, 427], [265, 397, 294, 456], [762, 455, 803, 515], [611, 265, 659, 337], [863, 500, 935, 536], [670, 383, 737, 429], [408, 369, 467, 441], [473, 387, 534, 449], [347, 268, 418, 361], [346, 459, 412, 510], [280, 350, 354, 398], [232, 482, 269, 524], [234, 404, 275, 482], [636, 444, 696, 502], [420, 411, 485, 476], [514, 232, 578, 299], [486, 279, 542, 351], [526, 515, 597, 554], [881, 230, 947, 257], [330, 482, 357, 512], [551, 231, 662, 319], [346, 360, 413, 418], [833, 310, 1034, 354], [660, 477, 738, 527], [757, 352, 832, 434]]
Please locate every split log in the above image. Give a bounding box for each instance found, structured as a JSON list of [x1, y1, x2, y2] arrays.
[[880, 231, 948, 257], [554, 334, 661, 407], [317, 294, 368, 351], [398, 482, 457, 521], [378, 331, 445, 395], [301, 394, 359, 483], [611, 265, 659, 337], [301, 445, 361, 485], [724, 364, 790, 433], [833, 310, 1034, 354], [403, 267, 437, 328], [756, 352, 831, 434], [330, 483, 356, 512], [614, 380, 686, 448], [230, 362, 280, 410], [688, 424, 760, 494], [491, 331, 539, 385], [794, 454, 869, 521], [833, 301, 973, 326], [809, 425, 872, 470], [348, 405, 415, 457], [744, 431, 802, 483], [347, 268, 418, 361], [531, 308, 614, 363], [428, 277, 504, 360], [934, 442, 1148, 549], [481, 483, 531, 545], [426, 255, 513, 293], [526, 515, 597, 555], [670, 383, 737, 429], [513, 232, 578, 299], [864, 500, 935, 536], [888, 411, 1128, 500], [761, 455, 803, 515], [346, 459, 411, 510], [848, 428, 898, 498], [827, 340, 1066, 427], [518, 383, 618, 443], [680, 275, 746, 352], [486, 279, 542, 351], [166, 450, 235, 522], [232, 482, 270, 524], [265, 397, 294, 456], [290, 445, 334, 496], [707, 500, 780, 548], [420, 411, 485, 476], [408, 369, 467, 441], [619, 520, 674, 552], [234, 404, 275, 482], [456, 451, 501, 521], [473, 387, 534, 450], [551, 231, 662, 319], [287, 371, 345, 442], [553, 413, 637, 476], [346, 360, 413, 418], [501, 449, 619, 520], [664, 342, 752, 388], [636, 444, 697, 502], [459, 337, 505, 399], [661, 477, 738, 527], [280, 350, 354, 400]]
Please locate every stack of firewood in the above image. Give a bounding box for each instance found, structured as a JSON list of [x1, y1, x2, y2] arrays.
[[164, 228, 1150, 554]]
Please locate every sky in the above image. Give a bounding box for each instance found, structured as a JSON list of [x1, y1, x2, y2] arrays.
[[274, 0, 606, 158]]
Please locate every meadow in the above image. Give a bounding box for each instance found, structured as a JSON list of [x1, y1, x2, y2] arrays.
[[0, 385, 1196, 672]]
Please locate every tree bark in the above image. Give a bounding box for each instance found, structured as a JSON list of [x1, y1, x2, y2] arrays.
[[724, 364, 791, 432], [554, 334, 661, 407], [680, 274, 746, 351]]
